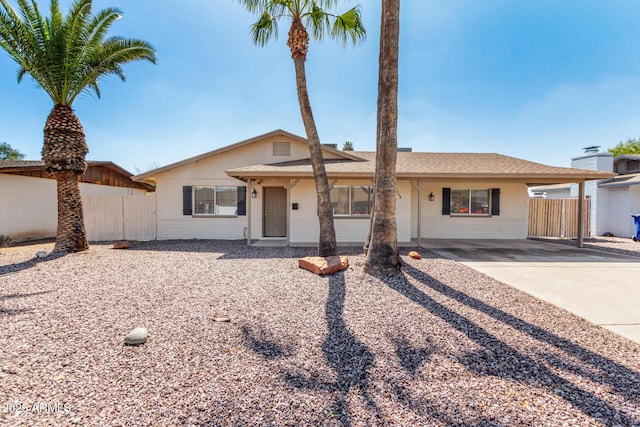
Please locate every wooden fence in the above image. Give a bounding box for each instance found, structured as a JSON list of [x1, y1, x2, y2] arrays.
[[84, 195, 156, 241], [528, 198, 590, 238]]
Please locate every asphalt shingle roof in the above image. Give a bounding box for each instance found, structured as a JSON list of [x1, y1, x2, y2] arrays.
[[226, 151, 615, 182]]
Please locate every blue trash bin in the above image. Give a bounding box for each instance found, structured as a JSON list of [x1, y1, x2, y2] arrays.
[[632, 214, 640, 241]]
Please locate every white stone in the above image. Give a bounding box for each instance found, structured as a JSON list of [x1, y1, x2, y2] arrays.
[[124, 327, 148, 345], [36, 251, 48, 258]]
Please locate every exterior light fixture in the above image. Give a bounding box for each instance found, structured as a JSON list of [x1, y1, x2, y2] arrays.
[[251, 188, 257, 198], [429, 192, 435, 202]]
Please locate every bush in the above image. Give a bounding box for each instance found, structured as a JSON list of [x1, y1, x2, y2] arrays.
[[0, 235, 11, 247]]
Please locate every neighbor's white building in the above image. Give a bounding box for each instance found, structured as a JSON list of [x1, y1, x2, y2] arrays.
[[0, 160, 153, 242]]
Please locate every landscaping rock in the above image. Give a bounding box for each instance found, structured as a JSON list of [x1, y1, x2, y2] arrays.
[[124, 327, 148, 345], [113, 241, 131, 249], [35, 251, 48, 258], [298, 256, 349, 275], [408, 251, 422, 259]]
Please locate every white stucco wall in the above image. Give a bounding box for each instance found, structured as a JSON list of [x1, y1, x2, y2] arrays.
[[288, 179, 414, 245], [570, 152, 613, 236], [418, 181, 529, 239], [603, 185, 640, 237], [0, 173, 146, 242]]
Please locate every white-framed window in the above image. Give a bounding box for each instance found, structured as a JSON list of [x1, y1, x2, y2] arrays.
[[193, 186, 242, 216], [450, 189, 490, 215], [330, 185, 373, 216]]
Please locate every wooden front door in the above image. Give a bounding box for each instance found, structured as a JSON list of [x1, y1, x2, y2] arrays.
[[263, 187, 287, 237]]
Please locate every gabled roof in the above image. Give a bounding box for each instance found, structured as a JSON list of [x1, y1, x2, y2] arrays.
[[0, 160, 154, 191], [132, 129, 364, 182], [614, 154, 640, 162], [0, 159, 135, 176], [599, 172, 640, 188], [226, 151, 616, 184]]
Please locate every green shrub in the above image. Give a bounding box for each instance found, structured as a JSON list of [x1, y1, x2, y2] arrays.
[[0, 235, 11, 247]]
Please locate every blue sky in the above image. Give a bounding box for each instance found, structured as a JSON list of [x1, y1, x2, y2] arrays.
[[2, 0, 640, 173]]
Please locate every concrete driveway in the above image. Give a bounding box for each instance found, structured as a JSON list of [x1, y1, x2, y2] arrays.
[[422, 239, 640, 344]]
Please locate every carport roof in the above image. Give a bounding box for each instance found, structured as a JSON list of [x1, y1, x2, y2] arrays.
[[226, 151, 616, 184]]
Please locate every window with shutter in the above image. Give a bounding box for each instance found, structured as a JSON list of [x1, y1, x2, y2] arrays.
[[182, 186, 193, 215], [186, 186, 247, 216]]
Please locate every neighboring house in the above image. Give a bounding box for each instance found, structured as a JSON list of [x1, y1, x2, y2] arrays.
[[133, 130, 613, 245], [529, 183, 572, 199], [534, 149, 640, 238], [1, 160, 153, 242], [594, 154, 640, 238]]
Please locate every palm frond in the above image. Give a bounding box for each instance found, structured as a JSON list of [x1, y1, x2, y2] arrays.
[[306, 2, 329, 42], [69, 37, 156, 103], [250, 11, 278, 46], [329, 5, 365, 46], [0, 0, 156, 106]]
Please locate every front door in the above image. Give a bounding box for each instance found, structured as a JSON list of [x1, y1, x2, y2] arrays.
[[263, 187, 287, 237]]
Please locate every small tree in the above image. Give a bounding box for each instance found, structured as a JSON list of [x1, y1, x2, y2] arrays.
[[608, 137, 640, 157], [0, 142, 26, 160], [237, 0, 366, 257], [342, 140, 354, 151]]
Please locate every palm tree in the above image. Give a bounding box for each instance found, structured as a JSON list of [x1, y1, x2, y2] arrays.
[[342, 140, 354, 151], [0, 0, 156, 253], [364, 0, 400, 275], [237, 0, 365, 257]]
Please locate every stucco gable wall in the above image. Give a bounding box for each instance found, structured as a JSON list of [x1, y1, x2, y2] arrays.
[[154, 135, 345, 181], [153, 136, 353, 239]]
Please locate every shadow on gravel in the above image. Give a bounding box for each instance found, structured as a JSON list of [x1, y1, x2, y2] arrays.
[[388, 333, 436, 378], [388, 263, 640, 425], [241, 324, 292, 360], [0, 253, 65, 276], [281, 272, 383, 427], [0, 291, 51, 316]]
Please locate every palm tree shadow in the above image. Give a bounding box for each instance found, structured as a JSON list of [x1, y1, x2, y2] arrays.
[[388, 333, 436, 378], [402, 262, 640, 402], [241, 324, 292, 360], [0, 252, 65, 276], [282, 272, 381, 426], [383, 266, 640, 425], [0, 291, 51, 316]]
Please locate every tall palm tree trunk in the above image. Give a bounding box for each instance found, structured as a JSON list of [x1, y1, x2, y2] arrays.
[[42, 104, 89, 253], [364, 0, 401, 275], [54, 170, 89, 252], [289, 18, 337, 257]]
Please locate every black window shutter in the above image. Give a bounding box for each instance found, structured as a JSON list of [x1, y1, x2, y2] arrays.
[[237, 187, 247, 216], [491, 188, 501, 216], [182, 186, 192, 215], [442, 188, 451, 215]]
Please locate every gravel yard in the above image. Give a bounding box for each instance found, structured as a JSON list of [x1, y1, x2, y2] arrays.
[[1, 240, 639, 426]]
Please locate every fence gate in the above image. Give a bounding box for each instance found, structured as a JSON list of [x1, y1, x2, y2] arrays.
[[528, 198, 590, 238], [84, 194, 156, 241]]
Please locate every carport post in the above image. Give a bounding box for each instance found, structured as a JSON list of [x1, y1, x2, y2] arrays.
[[247, 179, 253, 246], [577, 181, 585, 248]]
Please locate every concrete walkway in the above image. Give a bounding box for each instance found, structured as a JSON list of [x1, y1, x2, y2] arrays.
[[422, 239, 640, 345]]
